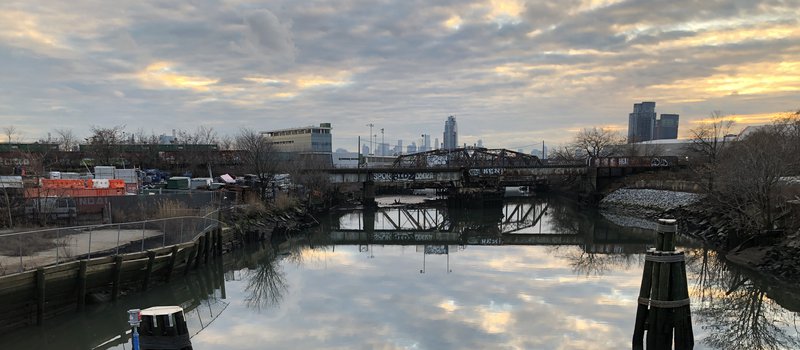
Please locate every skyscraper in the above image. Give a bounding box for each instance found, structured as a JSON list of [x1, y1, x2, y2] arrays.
[[627, 102, 680, 142], [443, 116, 458, 150], [628, 102, 656, 143], [420, 134, 431, 152], [655, 114, 679, 139]]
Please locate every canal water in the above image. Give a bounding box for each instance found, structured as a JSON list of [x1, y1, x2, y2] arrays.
[[0, 194, 798, 349]]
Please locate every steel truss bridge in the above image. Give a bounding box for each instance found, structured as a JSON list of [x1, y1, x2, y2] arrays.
[[328, 148, 678, 190]]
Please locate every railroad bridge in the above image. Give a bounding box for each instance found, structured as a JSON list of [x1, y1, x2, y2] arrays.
[[327, 148, 679, 202]]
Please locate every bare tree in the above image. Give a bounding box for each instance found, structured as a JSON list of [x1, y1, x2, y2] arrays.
[[772, 111, 800, 174], [3, 126, 18, 143], [713, 124, 794, 231], [548, 144, 579, 161], [133, 128, 159, 145], [86, 125, 126, 166], [281, 157, 333, 209], [218, 135, 235, 151], [689, 111, 735, 191], [235, 128, 278, 201], [179, 126, 219, 177], [570, 127, 625, 159], [53, 128, 78, 151]]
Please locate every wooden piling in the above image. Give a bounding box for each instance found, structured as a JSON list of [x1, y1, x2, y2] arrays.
[[111, 255, 123, 301], [184, 242, 198, 276], [142, 251, 156, 291], [195, 235, 205, 268], [216, 230, 223, 257], [204, 231, 211, 263], [165, 246, 179, 282], [77, 260, 87, 311], [36, 268, 45, 326], [633, 218, 694, 350]]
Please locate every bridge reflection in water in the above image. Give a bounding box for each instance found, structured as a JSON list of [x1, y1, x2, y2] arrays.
[[318, 197, 659, 256]]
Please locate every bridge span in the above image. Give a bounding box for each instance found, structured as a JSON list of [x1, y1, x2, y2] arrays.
[[326, 148, 680, 202]]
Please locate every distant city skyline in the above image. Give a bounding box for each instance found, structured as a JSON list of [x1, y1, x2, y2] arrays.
[[1, 1, 797, 151]]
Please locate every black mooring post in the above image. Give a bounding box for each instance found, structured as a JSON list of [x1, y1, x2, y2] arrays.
[[633, 218, 694, 350]]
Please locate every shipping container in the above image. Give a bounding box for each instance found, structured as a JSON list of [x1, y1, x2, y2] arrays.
[[115, 168, 138, 184], [0, 176, 23, 189], [190, 177, 213, 189], [94, 166, 115, 179], [166, 177, 191, 190]]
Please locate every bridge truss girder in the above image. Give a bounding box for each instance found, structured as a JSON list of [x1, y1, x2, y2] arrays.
[[393, 148, 543, 168]]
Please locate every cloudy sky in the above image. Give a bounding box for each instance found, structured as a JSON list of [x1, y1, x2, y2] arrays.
[[1, 0, 798, 151]]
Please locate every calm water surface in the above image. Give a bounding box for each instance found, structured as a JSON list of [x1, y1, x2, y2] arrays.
[[1, 195, 798, 350]]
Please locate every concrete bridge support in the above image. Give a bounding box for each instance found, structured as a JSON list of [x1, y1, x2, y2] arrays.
[[362, 180, 376, 207]]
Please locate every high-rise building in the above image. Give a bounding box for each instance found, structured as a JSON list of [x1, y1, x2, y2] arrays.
[[628, 102, 656, 143], [655, 114, 679, 139], [406, 142, 417, 154], [392, 140, 403, 155], [420, 134, 431, 152], [443, 116, 458, 150], [627, 102, 680, 142]]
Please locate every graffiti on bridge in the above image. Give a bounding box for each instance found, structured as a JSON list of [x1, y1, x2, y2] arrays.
[[592, 157, 672, 168], [371, 172, 436, 182], [468, 168, 505, 176]]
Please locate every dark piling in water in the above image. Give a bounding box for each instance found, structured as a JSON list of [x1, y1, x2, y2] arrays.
[[632, 218, 694, 350]]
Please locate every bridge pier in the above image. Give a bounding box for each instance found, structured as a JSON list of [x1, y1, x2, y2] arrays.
[[362, 180, 376, 207]]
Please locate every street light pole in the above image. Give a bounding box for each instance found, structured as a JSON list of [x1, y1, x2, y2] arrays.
[[380, 128, 384, 156], [366, 123, 374, 155]]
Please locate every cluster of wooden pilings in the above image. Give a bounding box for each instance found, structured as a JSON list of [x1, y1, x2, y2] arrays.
[[0, 227, 228, 334], [632, 219, 694, 349]]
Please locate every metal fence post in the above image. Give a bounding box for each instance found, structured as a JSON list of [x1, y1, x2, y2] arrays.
[[141, 220, 146, 252], [116, 224, 121, 255], [56, 228, 61, 265], [87, 227, 93, 260], [162, 219, 167, 247], [180, 218, 184, 243], [18, 234, 23, 273]]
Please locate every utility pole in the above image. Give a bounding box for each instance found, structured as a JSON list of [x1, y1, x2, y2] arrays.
[[366, 123, 374, 155]]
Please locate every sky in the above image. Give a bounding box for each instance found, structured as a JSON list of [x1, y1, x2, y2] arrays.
[[1, 0, 799, 152]]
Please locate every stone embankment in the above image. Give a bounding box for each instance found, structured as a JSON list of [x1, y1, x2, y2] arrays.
[[599, 189, 704, 230], [600, 188, 800, 281]]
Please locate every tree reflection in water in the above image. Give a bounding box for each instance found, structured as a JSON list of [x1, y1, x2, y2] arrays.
[[244, 243, 288, 311], [686, 248, 800, 349]]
